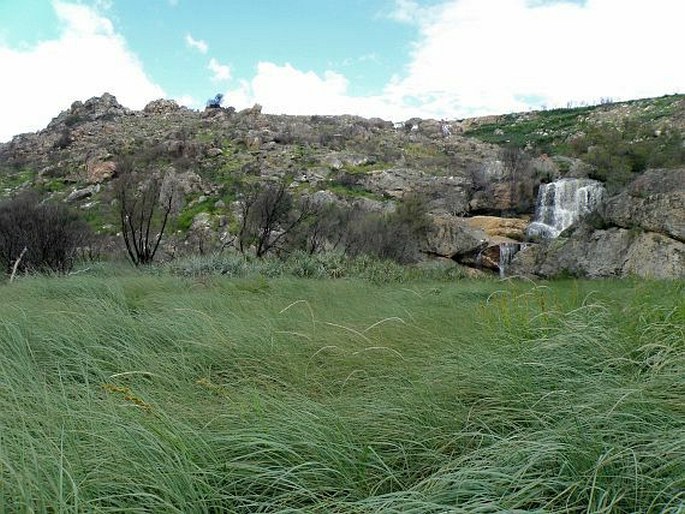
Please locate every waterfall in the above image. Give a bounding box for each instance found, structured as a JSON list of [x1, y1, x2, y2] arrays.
[[498, 242, 529, 277], [527, 178, 605, 238]]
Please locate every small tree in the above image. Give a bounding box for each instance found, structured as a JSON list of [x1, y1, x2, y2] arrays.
[[287, 202, 349, 255], [206, 93, 224, 109], [115, 158, 180, 265], [238, 182, 315, 258]]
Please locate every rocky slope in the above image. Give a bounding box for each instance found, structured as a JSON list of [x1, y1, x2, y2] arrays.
[[0, 93, 683, 278]]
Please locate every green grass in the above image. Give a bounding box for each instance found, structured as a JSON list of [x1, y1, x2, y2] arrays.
[[0, 167, 35, 195], [0, 269, 683, 512], [326, 182, 384, 200], [463, 108, 594, 150], [174, 197, 218, 232]]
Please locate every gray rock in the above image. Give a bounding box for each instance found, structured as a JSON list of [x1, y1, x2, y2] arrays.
[[424, 215, 487, 258], [309, 190, 339, 206], [143, 99, 181, 114], [623, 232, 685, 278], [66, 185, 97, 203], [536, 227, 634, 278], [191, 212, 212, 228], [360, 168, 470, 213], [512, 168, 685, 278], [206, 147, 223, 157], [602, 168, 685, 242], [522, 226, 684, 279]]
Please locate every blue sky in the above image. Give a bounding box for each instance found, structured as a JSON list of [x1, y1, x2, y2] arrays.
[[105, 0, 417, 98], [0, 0, 683, 141]]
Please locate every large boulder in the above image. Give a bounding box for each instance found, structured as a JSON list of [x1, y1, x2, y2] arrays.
[[143, 99, 182, 115], [48, 93, 129, 129], [360, 168, 470, 214], [622, 232, 685, 278], [424, 215, 486, 258], [86, 157, 116, 184], [536, 227, 635, 277], [602, 168, 685, 242], [423, 215, 531, 274], [511, 226, 685, 279]]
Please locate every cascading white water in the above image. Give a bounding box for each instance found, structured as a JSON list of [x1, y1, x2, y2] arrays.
[[527, 178, 605, 238], [498, 242, 529, 277]]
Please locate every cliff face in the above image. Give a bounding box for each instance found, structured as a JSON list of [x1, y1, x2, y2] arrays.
[[510, 168, 685, 279], [0, 93, 683, 278]]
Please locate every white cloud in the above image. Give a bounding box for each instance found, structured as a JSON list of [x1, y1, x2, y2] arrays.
[[175, 94, 199, 108], [388, 0, 422, 23], [0, 1, 164, 142], [227, 0, 684, 122], [208, 57, 231, 82], [185, 33, 207, 54], [2, 0, 682, 142], [385, 0, 685, 118], [387, 0, 441, 25], [223, 62, 420, 120]]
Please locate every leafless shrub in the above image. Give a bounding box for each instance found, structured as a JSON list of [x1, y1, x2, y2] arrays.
[[238, 181, 316, 258], [0, 192, 91, 275], [114, 157, 182, 265], [342, 193, 431, 264]]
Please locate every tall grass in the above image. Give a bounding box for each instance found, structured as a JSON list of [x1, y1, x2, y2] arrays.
[[0, 271, 683, 512], [158, 251, 474, 284]]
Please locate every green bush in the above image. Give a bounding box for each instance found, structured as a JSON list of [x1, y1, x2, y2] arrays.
[[163, 251, 466, 283]]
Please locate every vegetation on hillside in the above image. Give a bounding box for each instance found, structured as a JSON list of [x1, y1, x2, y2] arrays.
[[464, 94, 685, 191]]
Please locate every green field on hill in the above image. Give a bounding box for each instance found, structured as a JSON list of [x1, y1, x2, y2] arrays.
[[1, 270, 683, 512]]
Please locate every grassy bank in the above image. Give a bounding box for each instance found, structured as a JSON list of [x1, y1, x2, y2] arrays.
[[0, 271, 683, 512]]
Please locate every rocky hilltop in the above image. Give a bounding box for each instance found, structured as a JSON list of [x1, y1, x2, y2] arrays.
[[0, 93, 683, 278]]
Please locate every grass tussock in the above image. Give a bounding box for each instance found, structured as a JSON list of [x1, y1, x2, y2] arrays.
[[0, 270, 683, 512]]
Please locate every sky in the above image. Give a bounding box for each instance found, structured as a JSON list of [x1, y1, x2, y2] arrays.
[[0, 0, 683, 142]]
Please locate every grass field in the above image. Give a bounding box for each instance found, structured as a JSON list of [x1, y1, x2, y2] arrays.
[[0, 269, 683, 512]]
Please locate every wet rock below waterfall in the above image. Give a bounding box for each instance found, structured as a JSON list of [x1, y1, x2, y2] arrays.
[[423, 215, 486, 258], [509, 227, 684, 279], [422, 214, 532, 276]]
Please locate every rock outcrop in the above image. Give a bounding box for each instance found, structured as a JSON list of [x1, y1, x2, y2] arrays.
[[601, 168, 685, 242], [511, 168, 685, 279]]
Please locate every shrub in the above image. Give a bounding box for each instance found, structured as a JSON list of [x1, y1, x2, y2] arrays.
[[285, 202, 350, 255], [238, 181, 317, 258], [0, 192, 91, 275], [114, 156, 182, 266], [343, 193, 431, 264]]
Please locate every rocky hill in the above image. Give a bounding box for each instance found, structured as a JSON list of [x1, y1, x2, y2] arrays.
[[0, 93, 683, 278]]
